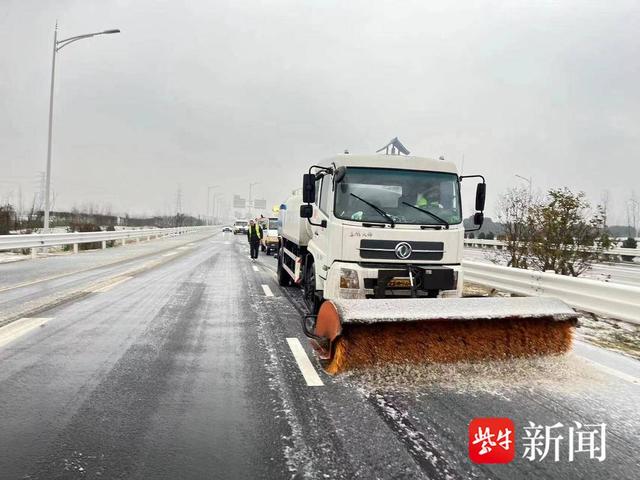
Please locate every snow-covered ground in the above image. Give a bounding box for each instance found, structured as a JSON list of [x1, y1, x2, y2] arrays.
[[464, 247, 640, 287]]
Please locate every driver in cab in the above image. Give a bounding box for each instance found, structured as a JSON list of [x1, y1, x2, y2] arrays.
[[416, 183, 442, 210]]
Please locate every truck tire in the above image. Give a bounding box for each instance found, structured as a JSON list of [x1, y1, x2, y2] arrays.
[[277, 250, 291, 287], [303, 259, 322, 314]]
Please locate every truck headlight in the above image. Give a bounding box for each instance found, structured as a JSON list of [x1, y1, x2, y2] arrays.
[[339, 268, 359, 289]]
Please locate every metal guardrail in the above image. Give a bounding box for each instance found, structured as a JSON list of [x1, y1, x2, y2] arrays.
[[0, 226, 216, 252], [464, 238, 640, 258], [463, 260, 640, 324]]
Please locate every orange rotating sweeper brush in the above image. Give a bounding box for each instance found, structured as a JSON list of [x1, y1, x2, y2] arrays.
[[309, 297, 578, 375]]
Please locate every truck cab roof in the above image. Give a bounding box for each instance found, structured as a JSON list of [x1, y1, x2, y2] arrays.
[[325, 154, 459, 175]]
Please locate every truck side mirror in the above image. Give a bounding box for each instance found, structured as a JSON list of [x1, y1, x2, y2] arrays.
[[300, 204, 313, 218], [334, 166, 346, 185], [302, 174, 316, 203], [474, 212, 484, 226], [475, 183, 486, 211]]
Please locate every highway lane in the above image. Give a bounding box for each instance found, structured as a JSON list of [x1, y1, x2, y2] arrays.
[[0, 230, 216, 291], [464, 247, 640, 287], [0, 233, 638, 479], [0, 230, 216, 328]]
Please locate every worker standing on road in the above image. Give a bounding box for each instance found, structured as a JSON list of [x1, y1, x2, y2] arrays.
[[247, 219, 263, 260]]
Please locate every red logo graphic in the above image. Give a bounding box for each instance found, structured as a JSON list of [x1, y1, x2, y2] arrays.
[[469, 418, 515, 464]]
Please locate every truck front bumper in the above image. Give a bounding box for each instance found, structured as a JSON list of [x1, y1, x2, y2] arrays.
[[323, 261, 463, 301]]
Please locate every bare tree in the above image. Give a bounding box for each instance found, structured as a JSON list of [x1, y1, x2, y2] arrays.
[[0, 204, 17, 235], [600, 190, 610, 229], [495, 186, 535, 268]]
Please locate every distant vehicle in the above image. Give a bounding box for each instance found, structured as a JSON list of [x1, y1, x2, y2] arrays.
[[233, 220, 248, 235], [263, 217, 280, 255], [222, 226, 232, 233]]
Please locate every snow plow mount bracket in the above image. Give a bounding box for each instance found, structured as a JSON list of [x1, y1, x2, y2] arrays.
[[300, 314, 331, 351], [373, 265, 455, 298]]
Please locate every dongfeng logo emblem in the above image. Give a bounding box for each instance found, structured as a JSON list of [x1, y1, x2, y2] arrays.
[[395, 242, 412, 259]]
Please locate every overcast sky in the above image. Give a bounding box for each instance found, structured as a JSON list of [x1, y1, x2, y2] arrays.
[[1, 0, 639, 223]]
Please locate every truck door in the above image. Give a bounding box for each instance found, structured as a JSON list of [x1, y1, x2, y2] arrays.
[[312, 174, 331, 284]]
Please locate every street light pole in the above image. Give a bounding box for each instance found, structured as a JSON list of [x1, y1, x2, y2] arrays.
[[213, 192, 224, 225], [515, 174, 532, 198], [207, 185, 219, 224], [43, 23, 120, 232], [248, 181, 260, 218], [43, 24, 58, 234]]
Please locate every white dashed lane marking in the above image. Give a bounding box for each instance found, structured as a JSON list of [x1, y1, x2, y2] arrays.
[[89, 276, 132, 293], [261, 284, 274, 297], [286, 337, 324, 386]]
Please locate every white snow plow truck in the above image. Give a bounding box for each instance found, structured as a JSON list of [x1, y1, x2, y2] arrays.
[[277, 150, 578, 374]]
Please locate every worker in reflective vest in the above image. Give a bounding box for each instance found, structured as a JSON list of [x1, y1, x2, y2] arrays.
[[416, 184, 442, 209], [247, 219, 263, 260]]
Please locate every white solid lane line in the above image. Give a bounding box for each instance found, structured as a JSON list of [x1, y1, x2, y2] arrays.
[[573, 340, 640, 385], [286, 337, 324, 386], [252, 265, 260, 272], [580, 358, 640, 385], [162, 251, 179, 257], [0, 317, 53, 348], [89, 276, 133, 293], [261, 284, 274, 297]]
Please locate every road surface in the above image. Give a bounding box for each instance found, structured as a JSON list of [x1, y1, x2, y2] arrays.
[[0, 231, 638, 479]]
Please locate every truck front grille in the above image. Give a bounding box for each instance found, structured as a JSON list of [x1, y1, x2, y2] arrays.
[[358, 239, 444, 261]]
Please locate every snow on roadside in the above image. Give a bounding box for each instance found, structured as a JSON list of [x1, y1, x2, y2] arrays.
[[0, 252, 27, 264]]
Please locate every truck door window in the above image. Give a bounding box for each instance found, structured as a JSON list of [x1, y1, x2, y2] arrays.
[[319, 175, 331, 213], [315, 178, 322, 207]]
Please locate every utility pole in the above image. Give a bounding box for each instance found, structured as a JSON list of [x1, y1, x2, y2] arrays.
[[628, 194, 639, 237], [175, 186, 183, 227]]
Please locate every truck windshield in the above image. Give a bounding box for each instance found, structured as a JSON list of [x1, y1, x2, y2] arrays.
[[334, 167, 462, 225]]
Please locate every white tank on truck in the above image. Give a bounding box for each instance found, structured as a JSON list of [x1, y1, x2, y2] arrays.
[[278, 191, 312, 282], [276, 142, 578, 374]]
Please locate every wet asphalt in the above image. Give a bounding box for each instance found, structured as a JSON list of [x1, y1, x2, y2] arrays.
[[0, 232, 638, 479]]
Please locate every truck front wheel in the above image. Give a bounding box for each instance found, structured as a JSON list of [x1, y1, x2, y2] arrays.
[[303, 260, 322, 314]]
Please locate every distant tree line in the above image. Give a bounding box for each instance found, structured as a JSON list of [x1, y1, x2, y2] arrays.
[[0, 203, 205, 235]]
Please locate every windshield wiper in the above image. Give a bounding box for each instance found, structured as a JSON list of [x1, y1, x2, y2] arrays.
[[401, 201, 450, 228], [350, 193, 395, 227]]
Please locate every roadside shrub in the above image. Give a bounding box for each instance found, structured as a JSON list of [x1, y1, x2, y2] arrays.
[[66, 222, 102, 251], [106, 225, 116, 247], [621, 237, 638, 261]]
